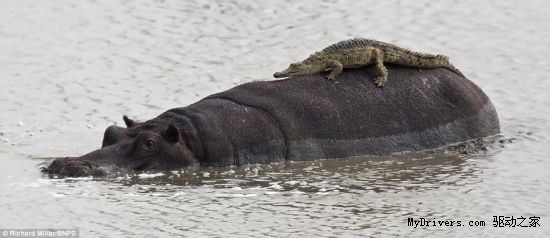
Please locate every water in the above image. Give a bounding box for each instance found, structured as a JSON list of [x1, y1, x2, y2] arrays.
[[1, 0, 549, 237]]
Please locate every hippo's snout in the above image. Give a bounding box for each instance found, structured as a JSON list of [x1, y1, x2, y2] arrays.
[[43, 157, 105, 177]]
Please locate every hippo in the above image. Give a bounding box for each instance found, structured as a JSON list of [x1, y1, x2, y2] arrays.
[[43, 66, 500, 177]]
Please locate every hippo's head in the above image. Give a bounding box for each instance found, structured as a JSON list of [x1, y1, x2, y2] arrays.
[[42, 116, 198, 177]]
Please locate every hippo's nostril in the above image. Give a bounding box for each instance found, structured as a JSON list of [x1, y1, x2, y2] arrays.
[[43, 158, 96, 177], [66, 159, 86, 168], [42, 157, 70, 174]]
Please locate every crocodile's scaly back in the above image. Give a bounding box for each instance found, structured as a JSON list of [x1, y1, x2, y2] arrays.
[[321, 38, 391, 53], [322, 38, 438, 59], [320, 38, 462, 75], [273, 38, 464, 86]]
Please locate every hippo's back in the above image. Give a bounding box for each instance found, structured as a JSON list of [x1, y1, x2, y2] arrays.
[[186, 66, 499, 164]]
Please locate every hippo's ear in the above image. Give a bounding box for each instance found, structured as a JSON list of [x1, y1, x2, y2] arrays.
[[165, 124, 180, 143], [122, 115, 136, 128]]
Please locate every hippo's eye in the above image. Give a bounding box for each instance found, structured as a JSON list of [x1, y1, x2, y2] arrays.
[[143, 139, 156, 150]]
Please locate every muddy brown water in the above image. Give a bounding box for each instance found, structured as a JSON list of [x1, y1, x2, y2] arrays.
[[1, 0, 549, 237]]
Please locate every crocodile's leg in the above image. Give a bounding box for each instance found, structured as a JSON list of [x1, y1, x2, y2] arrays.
[[372, 48, 389, 87], [326, 60, 343, 81]]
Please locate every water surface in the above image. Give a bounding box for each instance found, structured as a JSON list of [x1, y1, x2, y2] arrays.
[[1, 0, 549, 237]]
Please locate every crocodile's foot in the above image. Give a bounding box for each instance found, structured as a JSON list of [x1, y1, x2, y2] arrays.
[[326, 75, 338, 81], [374, 76, 387, 87]]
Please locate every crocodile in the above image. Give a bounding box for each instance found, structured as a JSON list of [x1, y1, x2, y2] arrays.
[[273, 38, 462, 87]]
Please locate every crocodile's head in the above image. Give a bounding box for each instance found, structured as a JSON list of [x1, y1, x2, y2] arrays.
[[273, 62, 323, 78]]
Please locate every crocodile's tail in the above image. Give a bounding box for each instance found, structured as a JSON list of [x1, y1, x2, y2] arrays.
[[433, 55, 464, 76], [406, 53, 464, 76], [411, 54, 464, 76], [385, 50, 464, 77]]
